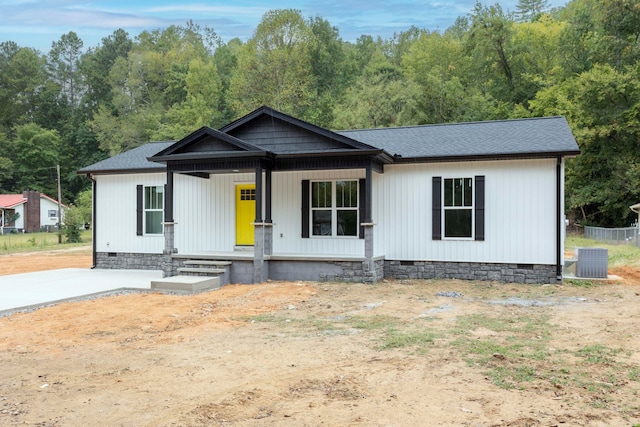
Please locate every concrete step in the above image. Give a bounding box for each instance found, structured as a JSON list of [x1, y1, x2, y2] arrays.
[[151, 275, 220, 293], [183, 260, 232, 266], [177, 267, 226, 275]]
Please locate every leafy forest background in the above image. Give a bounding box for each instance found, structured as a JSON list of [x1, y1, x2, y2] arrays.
[[0, 0, 639, 227]]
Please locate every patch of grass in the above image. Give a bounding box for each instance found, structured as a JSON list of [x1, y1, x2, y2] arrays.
[[348, 314, 399, 330], [381, 328, 439, 352], [450, 313, 554, 389], [566, 234, 640, 269], [454, 313, 550, 336], [0, 230, 91, 254], [576, 344, 622, 365], [243, 313, 344, 335], [564, 278, 601, 289]]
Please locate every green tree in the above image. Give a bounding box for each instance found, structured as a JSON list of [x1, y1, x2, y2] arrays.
[[156, 57, 223, 139], [48, 32, 85, 111], [81, 29, 133, 112], [515, 0, 550, 21], [229, 9, 315, 117], [306, 16, 349, 126], [597, 0, 640, 69], [401, 27, 502, 123], [0, 42, 47, 129], [530, 64, 640, 226], [8, 123, 61, 195], [464, 2, 517, 103], [333, 50, 421, 129]]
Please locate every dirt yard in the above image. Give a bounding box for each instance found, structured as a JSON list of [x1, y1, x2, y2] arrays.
[[0, 251, 639, 426]]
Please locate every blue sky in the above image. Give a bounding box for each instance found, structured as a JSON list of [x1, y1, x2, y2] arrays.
[[1, 0, 569, 53]]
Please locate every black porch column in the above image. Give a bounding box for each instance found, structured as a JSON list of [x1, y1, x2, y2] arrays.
[[255, 166, 263, 222], [265, 168, 272, 223], [362, 163, 379, 282], [164, 170, 174, 223], [365, 164, 373, 223], [162, 170, 176, 277], [253, 166, 269, 283]]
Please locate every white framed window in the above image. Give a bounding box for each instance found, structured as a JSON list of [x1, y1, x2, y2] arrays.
[[443, 177, 473, 238], [311, 180, 358, 237], [144, 186, 163, 235], [48, 210, 57, 218]]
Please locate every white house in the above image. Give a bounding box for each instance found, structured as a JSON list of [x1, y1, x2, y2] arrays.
[[78, 106, 580, 284], [0, 191, 66, 234]]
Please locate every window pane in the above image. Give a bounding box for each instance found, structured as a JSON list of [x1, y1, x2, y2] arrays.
[[312, 182, 331, 208], [336, 181, 358, 208], [145, 211, 163, 234], [464, 178, 473, 206], [145, 186, 163, 209], [453, 178, 463, 206], [444, 179, 453, 206], [337, 210, 357, 236], [312, 210, 332, 235], [444, 209, 472, 238]]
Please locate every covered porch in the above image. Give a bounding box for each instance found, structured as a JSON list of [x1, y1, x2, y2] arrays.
[[149, 107, 391, 284]]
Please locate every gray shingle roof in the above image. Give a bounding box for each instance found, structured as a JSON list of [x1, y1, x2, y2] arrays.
[[78, 141, 174, 174], [78, 116, 580, 174], [338, 116, 579, 159]]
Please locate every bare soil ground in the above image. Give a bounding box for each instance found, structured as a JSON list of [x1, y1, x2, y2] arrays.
[[1, 251, 639, 426], [0, 247, 92, 275]]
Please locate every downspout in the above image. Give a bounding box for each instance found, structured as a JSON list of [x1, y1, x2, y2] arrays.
[[87, 174, 97, 269], [556, 156, 562, 281]]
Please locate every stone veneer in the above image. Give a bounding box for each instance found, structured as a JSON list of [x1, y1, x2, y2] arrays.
[[384, 260, 559, 284], [96, 252, 164, 270], [95, 253, 558, 284], [319, 259, 385, 283]]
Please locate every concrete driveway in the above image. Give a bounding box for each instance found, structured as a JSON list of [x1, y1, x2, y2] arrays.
[[0, 268, 162, 315]]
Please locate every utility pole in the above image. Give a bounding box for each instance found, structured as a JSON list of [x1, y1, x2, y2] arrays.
[[57, 164, 62, 244]]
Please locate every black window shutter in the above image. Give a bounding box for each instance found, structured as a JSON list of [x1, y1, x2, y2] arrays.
[[301, 180, 310, 238], [475, 175, 485, 241], [136, 185, 143, 236], [359, 178, 365, 239], [432, 177, 442, 240]]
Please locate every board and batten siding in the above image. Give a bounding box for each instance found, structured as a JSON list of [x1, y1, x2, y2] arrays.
[[271, 169, 366, 256], [95, 173, 165, 254], [374, 159, 561, 265], [174, 170, 365, 255], [174, 172, 253, 253]]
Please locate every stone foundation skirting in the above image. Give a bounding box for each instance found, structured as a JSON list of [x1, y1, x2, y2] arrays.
[[95, 252, 558, 284], [384, 260, 559, 284], [96, 252, 164, 270]]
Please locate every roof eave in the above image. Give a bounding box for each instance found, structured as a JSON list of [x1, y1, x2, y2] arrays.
[[77, 166, 166, 176], [275, 149, 384, 159], [391, 150, 581, 163], [149, 150, 272, 163]]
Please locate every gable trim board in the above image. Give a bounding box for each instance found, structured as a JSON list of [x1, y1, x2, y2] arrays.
[[78, 106, 580, 284]]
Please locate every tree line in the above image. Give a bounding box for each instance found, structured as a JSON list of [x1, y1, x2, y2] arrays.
[[0, 0, 639, 227]]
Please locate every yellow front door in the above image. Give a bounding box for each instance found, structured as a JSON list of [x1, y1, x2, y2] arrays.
[[236, 184, 255, 245]]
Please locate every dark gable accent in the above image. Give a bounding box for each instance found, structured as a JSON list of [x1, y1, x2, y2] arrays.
[[301, 180, 310, 238], [475, 175, 485, 241], [136, 185, 143, 236], [176, 135, 244, 153], [226, 115, 347, 154], [149, 127, 266, 163], [432, 177, 442, 241]]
